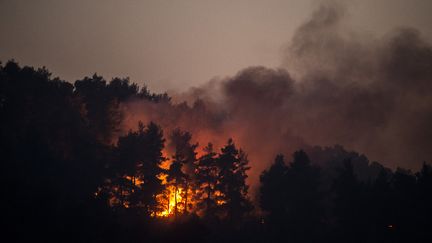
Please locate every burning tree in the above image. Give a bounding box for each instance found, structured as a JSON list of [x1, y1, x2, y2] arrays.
[[99, 123, 253, 221], [166, 129, 198, 218]]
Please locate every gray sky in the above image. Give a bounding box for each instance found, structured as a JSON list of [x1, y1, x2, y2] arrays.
[[1, 0, 431, 92]]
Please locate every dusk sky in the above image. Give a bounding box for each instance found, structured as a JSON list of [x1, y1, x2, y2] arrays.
[[1, 0, 431, 92]]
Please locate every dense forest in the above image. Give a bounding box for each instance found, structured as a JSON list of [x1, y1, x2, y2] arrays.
[[1, 61, 432, 242]]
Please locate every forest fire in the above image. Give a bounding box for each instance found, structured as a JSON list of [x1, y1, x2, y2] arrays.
[[99, 138, 238, 219], [155, 172, 186, 217], [3, 0, 432, 241], [103, 163, 190, 217], [156, 185, 186, 217], [155, 152, 188, 217]]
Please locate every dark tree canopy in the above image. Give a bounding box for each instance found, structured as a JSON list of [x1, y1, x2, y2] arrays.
[[260, 151, 323, 241], [216, 139, 253, 222], [195, 143, 220, 216], [109, 122, 165, 215]]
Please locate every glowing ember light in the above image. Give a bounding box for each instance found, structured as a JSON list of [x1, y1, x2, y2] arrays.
[[125, 175, 143, 186], [214, 191, 226, 205]]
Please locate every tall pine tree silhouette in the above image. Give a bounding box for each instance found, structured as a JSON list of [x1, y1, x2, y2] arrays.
[[216, 139, 252, 222], [167, 129, 197, 217], [195, 143, 219, 217]]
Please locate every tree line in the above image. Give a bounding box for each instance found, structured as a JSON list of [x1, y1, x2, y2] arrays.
[[103, 124, 252, 221], [1, 61, 431, 242]]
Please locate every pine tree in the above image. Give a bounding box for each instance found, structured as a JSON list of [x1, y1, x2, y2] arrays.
[[216, 139, 252, 221], [137, 122, 165, 215], [167, 129, 197, 217], [259, 154, 288, 225], [113, 122, 165, 216], [284, 150, 322, 238], [195, 143, 219, 216]]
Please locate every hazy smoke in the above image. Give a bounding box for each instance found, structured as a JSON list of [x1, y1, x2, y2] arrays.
[[121, 2, 432, 189]]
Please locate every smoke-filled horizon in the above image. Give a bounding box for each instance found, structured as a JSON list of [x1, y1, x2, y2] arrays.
[[121, 2, 432, 189]]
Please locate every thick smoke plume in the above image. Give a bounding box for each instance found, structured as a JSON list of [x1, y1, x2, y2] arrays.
[[121, 3, 432, 189]]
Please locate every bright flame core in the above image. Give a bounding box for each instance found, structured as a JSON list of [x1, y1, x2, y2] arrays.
[[156, 185, 184, 217], [155, 160, 188, 217]]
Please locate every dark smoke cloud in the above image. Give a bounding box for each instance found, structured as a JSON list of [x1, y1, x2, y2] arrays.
[[282, 2, 432, 169], [121, 2, 432, 189]]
